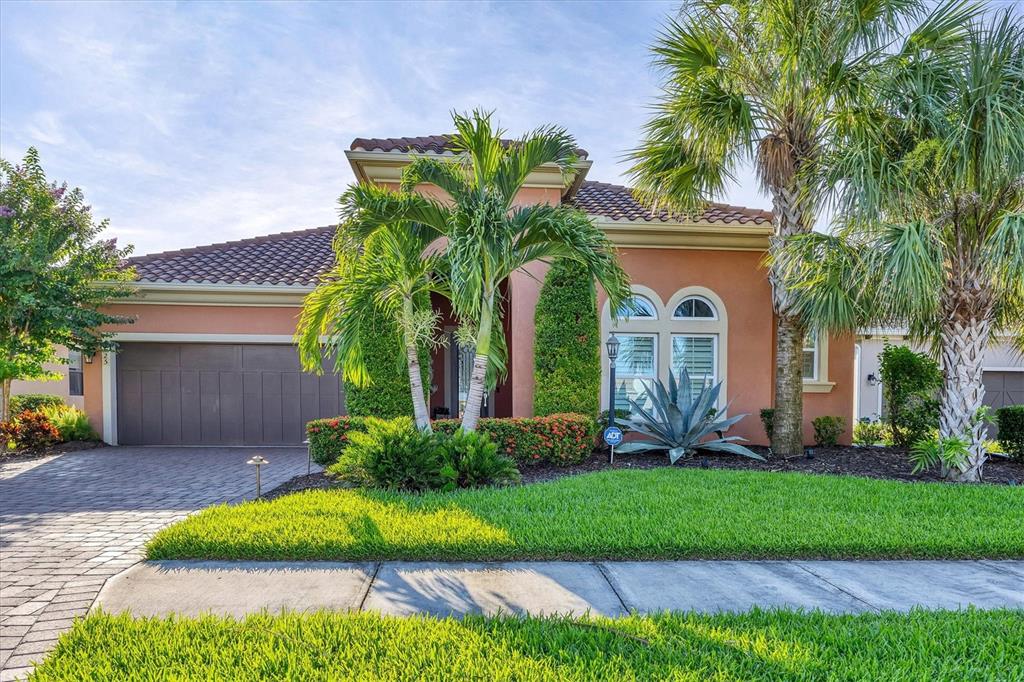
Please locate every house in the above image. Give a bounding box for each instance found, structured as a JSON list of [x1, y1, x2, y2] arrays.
[[855, 330, 1023, 431], [73, 135, 855, 447]]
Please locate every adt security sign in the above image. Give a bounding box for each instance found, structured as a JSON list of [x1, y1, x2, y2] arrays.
[[603, 426, 623, 447]]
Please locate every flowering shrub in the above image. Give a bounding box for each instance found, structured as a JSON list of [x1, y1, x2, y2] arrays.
[[433, 413, 597, 466], [1, 410, 60, 450], [306, 416, 370, 466]]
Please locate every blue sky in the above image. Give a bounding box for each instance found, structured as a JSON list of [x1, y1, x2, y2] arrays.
[[3, 1, 1017, 256]]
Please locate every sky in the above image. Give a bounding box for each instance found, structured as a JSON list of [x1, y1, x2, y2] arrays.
[[2, 1, 1019, 257]]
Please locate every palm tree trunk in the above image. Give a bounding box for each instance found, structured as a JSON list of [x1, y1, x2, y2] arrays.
[[401, 298, 432, 433], [460, 299, 493, 432], [768, 186, 810, 457], [1, 378, 10, 423], [939, 315, 991, 482]]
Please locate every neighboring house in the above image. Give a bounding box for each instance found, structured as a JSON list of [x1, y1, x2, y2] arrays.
[[10, 346, 86, 410], [78, 135, 854, 447], [855, 330, 1023, 430]]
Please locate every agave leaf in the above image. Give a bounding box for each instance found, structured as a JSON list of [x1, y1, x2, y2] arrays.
[[675, 367, 693, 413], [704, 412, 748, 434], [648, 378, 673, 428], [668, 446, 692, 464], [698, 440, 765, 460], [615, 441, 666, 454], [666, 404, 686, 441]]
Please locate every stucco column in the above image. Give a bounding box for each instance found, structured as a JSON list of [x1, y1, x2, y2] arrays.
[[508, 260, 550, 417]]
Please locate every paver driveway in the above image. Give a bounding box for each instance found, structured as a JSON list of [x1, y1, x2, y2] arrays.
[[0, 446, 312, 680]]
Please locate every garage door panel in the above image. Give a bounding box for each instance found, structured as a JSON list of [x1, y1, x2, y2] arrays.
[[117, 343, 345, 445]]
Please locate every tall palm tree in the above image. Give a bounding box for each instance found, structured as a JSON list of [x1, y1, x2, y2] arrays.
[[776, 9, 1024, 481], [341, 110, 631, 431], [627, 0, 971, 456], [296, 219, 445, 431]]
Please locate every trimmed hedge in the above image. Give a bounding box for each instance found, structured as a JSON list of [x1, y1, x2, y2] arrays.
[[306, 416, 369, 465], [342, 315, 429, 419], [996, 405, 1024, 460], [434, 413, 597, 466], [533, 259, 600, 417], [10, 393, 64, 414]]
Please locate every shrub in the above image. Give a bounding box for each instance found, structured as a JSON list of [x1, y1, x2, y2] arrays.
[[533, 259, 601, 417], [909, 434, 969, 475], [433, 413, 596, 466], [41, 405, 98, 442], [996, 406, 1024, 460], [812, 416, 845, 447], [10, 393, 64, 414], [878, 344, 941, 447], [343, 315, 429, 419], [306, 416, 369, 466], [436, 429, 520, 489], [330, 417, 445, 492], [4, 410, 60, 449], [760, 408, 775, 441], [853, 420, 890, 446]]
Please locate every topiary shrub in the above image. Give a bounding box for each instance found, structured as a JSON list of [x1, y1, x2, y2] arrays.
[[306, 416, 370, 466], [10, 394, 64, 414], [433, 413, 597, 466], [342, 315, 429, 420], [996, 405, 1024, 460], [812, 415, 846, 447], [878, 344, 941, 447], [533, 259, 600, 418]]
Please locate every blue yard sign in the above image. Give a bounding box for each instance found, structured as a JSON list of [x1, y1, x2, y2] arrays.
[[603, 426, 623, 447]]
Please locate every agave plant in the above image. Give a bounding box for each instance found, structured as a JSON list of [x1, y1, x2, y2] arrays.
[[615, 369, 764, 464]]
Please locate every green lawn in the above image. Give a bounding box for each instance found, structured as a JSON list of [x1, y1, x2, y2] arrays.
[[30, 609, 1024, 681], [147, 468, 1024, 561]]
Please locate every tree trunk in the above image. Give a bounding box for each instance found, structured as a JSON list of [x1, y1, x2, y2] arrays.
[[405, 343, 432, 433], [772, 314, 806, 456], [939, 315, 991, 483], [768, 185, 810, 457], [1, 378, 10, 423], [460, 297, 493, 433]]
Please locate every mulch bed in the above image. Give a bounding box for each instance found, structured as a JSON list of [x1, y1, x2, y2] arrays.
[[266, 444, 1022, 498], [0, 440, 106, 466]]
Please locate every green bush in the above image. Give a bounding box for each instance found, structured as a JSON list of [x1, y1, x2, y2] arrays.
[[433, 413, 596, 466], [2, 410, 60, 449], [342, 315, 429, 419], [812, 415, 845, 447], [306, 416, 369, 466], [853, 420, 890, 446], [330, 417, 445, 492], [436, 429, 520, 489], [760, 408, 775, 441], [996, 405, 1024, 460], [879, 344, 941, 447], [9, 393, 64, 414], [40, 404, 98, 442], [533, 259, 600, 417]]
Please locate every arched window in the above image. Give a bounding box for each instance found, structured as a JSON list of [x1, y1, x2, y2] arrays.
[[616, 295, 658, 320], [673, 296, 717, 320]]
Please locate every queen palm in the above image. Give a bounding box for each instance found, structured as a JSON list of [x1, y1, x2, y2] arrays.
[[341, 110, 630, 431], [627, 0, 971, 456], [296, 219, 444, 431], [776, 10, 1024, 481]]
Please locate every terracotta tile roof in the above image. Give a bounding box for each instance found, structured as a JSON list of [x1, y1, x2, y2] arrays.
[[569, 181, 773, 225], [126, 225, 336, 286], [350, 135, 589, 159]]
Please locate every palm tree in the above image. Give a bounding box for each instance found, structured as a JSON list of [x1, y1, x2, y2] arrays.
[[776, 9, 1024, 481], [341, 110, 631, 431], [296, 219, 445, 431], [627, 0, 972, 456]]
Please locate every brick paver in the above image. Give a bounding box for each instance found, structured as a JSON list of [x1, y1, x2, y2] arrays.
[[0, 446, 311, 680]]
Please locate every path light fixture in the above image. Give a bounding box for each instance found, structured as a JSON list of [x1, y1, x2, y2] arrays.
[[605, 333, 620, 431], [304, 439, 311, 475], [247, 455, 269, 499]]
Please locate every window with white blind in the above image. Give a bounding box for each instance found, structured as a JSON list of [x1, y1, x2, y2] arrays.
[[671, 334, 717, 401], [614, 334, 657, 410]]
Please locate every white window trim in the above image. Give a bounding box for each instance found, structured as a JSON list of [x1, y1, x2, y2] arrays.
[[803, 331, 835, 393]]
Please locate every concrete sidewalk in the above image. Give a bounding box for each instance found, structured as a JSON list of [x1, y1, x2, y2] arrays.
[[96, 559, 1024, 618]]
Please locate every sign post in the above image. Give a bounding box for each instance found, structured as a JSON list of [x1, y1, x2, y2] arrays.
[[603, 426, 623, 464]]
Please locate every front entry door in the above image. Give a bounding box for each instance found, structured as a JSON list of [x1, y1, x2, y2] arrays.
[[450, 335, 489, 419]]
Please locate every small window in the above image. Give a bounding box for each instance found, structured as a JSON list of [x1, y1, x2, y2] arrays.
[[673, 296, 717, 320], [616, 295, 657, 320], [614, 334, 657, 410], [802, 331, 818, 380], [68, 350, 84, 396]]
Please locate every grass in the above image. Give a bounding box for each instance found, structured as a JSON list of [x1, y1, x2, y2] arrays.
[[147, 467, 1024, 561], [30, 609, 1024, 681]]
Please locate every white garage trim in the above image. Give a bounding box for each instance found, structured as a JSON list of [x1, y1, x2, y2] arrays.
[[101, 351, 117, 445], [984, 367, 1024, 372], [111, 333, 297, 343]]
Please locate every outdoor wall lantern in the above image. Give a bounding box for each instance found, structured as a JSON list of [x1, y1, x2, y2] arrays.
[[605, 333, 620, 430], [247, 455, 268, 499], [867, 373, 881, 387]]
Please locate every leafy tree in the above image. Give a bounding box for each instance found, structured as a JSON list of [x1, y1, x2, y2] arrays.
[[1, 148, 134, 421], [533, 259, 600, 417], [776, 10, 1023, 481], [340, 110, 630, 431], [297, 221, 443, 431], [627, 0, 967, 456], [878, 344, 941, 448]]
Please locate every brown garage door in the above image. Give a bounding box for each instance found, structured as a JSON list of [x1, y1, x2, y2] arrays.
[[983, 370, 1023, 437], [116, 343, 345, 445]]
